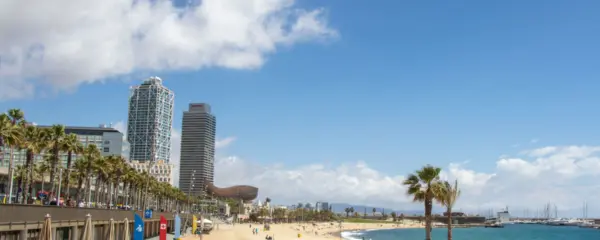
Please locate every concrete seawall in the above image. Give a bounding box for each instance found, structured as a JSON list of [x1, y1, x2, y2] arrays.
[[0, 204, 187, 239]]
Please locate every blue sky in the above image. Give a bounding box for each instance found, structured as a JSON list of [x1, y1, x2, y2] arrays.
[[3, 0, 600, 213]]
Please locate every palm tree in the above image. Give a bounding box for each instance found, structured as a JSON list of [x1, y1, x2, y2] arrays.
[[106, 155, 126, 207], [20, 124, 47, 203], [35, 161, 50, 193], [436, 180, 461, 240], [0, 108, 194, 209], [62, 133, 83, 198], [2, 109, 24, 203], [0, 113, 22, 159], [92, 156, 109, 208], [121, 165, 138, 207], [72, 158, 88, 203], [14, 164, 27, 202], [82, 144, 101, 204], [372, 207, 376, 216], [46, 124, 66, 199], [402, 165, 442, 240]]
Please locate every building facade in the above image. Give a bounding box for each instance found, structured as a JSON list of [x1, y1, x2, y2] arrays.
[[129, 160, 175, 186], [0, 125, 123, 169], [127, 76, 175, 163], [179, 103, 216, 196]]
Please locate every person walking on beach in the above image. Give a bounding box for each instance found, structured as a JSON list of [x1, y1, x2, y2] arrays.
[[195, 227, 203, 239]]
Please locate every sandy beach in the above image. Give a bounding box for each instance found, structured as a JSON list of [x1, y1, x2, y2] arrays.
[[180, 221, 424, 240]]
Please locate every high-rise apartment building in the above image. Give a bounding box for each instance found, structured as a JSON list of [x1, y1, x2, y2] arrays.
[[179, 103, 216, 196], [127, 77, 174, 162]]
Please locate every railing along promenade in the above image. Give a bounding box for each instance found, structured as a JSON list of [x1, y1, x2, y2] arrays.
[[0, 204, 186, 240]]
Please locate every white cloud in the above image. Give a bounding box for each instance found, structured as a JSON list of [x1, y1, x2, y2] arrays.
[[0, 0, 337, 100], [111, 121, 600, 216], [216, 137, 237, 149], [211, 144, 600, 216]]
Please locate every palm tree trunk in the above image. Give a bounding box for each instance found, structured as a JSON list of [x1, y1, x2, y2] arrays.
[[22, 151, 34, 204], [83, 176, 90, 204], [15, 177, 22, 203], [75, 177, 83, 203], [49, 147, 59, 199], [26, 163, 34, 204], [447, 207, 453, 240], [6, 147, 15, 203], [64, 151, 73, 198], [94, 179, 102, 208], [106, 182, 112, 208], [425, 199, 432, 240], [113, 179, 120, 206]]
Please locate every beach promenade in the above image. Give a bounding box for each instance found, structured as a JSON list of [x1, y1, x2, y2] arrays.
[[180, 221, 424, 240]]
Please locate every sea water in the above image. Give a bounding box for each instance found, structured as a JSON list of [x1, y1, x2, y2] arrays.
[[342, 224, 600, 240]]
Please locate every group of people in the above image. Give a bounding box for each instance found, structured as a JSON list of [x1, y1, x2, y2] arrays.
[[249, 224, 274, 240]]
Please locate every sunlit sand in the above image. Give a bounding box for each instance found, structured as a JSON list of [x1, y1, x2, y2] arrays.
[[180, 221, 423, 240]]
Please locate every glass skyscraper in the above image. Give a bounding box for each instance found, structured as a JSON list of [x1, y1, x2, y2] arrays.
[[179, 103, 216, 195], [127, 77, 175, 162]]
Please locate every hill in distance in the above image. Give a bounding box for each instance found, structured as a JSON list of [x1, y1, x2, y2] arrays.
[[329, 203, 424, 216]]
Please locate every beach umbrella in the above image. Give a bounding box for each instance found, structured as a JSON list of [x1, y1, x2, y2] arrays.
[[81, 214, 94, 240], [108, 218, 115, 240], [39, 214, 52, 240], [123, 218, 130, 240]]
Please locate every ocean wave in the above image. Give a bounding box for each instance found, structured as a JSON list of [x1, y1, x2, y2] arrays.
[[341, 230, 366, 240]]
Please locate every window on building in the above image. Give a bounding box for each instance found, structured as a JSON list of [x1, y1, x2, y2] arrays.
[[104, 140, 110, 144], [103, 147, 109, 152]]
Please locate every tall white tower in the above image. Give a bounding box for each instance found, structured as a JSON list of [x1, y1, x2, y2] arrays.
[[127, 76, 175, 162]]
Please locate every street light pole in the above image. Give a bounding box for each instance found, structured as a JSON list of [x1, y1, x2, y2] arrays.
[[142, 152, 157, 211], [142, 118, 159, 211], [183, 170, 195, 236]]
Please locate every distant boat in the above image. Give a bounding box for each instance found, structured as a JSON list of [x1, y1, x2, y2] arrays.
[[484, 219, 504, 228], [496, 207, 512, 224], [484, 222, 504, 228], [578, 220, 595, 228], [546, 218, 584, 226]]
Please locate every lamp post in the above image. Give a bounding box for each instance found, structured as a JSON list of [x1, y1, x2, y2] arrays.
[[142, 118, 159, 211], [56, 168, 63, 206], [182, 170, 195, 235]]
